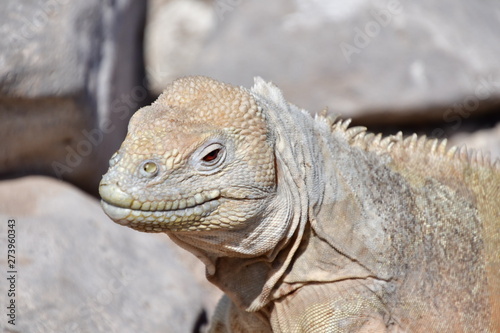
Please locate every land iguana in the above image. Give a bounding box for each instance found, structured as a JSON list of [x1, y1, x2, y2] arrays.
[[99, 76, 500, 332]]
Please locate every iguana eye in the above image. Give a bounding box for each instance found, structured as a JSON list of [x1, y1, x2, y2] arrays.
[[202, 148, 221, 162], [194, 142, 226, 173], [139, 160, 159, 178]]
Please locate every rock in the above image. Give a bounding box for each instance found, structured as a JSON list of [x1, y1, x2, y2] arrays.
[[0, 0, 147, 195], [145, 0, 215, 95], [177, 0, 500, 125], [0, 176, 221, 333]]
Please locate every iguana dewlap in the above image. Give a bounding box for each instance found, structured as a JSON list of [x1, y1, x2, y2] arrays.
[[99, 76, 500, 332]]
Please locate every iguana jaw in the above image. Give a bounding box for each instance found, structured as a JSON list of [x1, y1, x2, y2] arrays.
[[99, 183, 224, 232]]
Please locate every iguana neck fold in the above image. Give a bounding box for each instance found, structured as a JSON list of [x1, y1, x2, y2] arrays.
[[165, 80, 324, 312], [246, 78, 400, 306], [186, 79, 387, 312]]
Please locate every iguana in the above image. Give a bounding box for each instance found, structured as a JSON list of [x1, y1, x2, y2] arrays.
[[99, 76, 500, 332]]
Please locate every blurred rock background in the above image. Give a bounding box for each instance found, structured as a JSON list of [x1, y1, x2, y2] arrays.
[[0, 0, 499, 332]]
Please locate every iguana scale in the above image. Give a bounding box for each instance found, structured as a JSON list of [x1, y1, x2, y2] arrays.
[[99, 76, 500, 332]]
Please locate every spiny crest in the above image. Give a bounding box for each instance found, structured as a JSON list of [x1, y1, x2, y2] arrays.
[[316, 113, 499, 170]]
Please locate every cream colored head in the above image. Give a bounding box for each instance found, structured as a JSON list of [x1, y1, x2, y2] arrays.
[[99, 76, 276, 232]]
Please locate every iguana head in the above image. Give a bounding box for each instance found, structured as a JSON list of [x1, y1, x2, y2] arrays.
[[99, 76, 276, 232]]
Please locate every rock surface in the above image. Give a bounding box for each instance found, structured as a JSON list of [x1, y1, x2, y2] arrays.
[[145, 0, 215, 95], [0, 176, 221, 333], [0, 0, 147, 194], [168, 0, 500, 125]]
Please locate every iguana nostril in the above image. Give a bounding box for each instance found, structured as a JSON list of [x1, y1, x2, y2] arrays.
[[109, 152, 120, 167]]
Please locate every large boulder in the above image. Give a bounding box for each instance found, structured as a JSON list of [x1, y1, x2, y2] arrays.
[[0, 176, 221, 332], [149, 0, 500, 125], [0, 0, 147, 194], [145, 0, 215, 95]]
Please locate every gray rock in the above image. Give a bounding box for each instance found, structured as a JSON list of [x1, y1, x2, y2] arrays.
[[0, 0, 147, 194], [0, 176, 221, 333], [144, 0, 215, 95], [182, 0, 500, 124]]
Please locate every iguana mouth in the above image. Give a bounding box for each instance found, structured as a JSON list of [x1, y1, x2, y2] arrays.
[[99, 184, 222, 231], [100, 199, 221, 230]]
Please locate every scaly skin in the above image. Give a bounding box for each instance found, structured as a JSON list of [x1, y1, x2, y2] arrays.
[[100, 77, 275, 235], [100, 76, 500, 332]]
